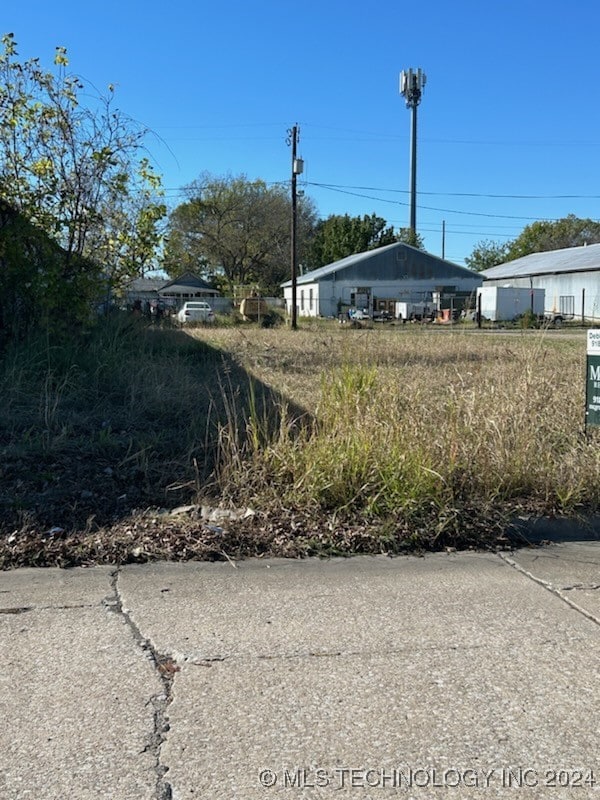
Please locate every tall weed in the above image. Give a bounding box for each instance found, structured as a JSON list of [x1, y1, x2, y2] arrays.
[[205, 326, 600, 518]]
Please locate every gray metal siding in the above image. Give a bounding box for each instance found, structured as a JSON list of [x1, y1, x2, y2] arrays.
[[284, 242, 480, 287], [482, 243, 600, 280], [484, 270, 600, 320]]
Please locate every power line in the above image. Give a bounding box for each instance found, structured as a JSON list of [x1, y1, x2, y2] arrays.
[[156, 179, 598, 235], [414, 226, 516, 239], [305, 181, 600, 201], [152, 121, 600, 148], [298, 123, 600, 148], [162, 178, 600, 203], [305, 182, 558, 221]]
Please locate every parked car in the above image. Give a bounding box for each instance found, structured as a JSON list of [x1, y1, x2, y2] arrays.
[[176, 301, 215, 324], [349, 308, 370, 321]]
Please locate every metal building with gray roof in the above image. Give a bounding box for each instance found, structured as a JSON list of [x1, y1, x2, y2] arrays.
[[281, 242, 482, 318], [481, 243, 600, 321]]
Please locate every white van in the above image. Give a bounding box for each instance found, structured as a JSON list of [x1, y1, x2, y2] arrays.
[[176, 301, 215, 324]]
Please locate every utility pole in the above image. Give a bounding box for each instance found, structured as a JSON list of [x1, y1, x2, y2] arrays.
[[400, 68, 426, 244], [442, 219, 445, 259], [287, 124, 303, 330]]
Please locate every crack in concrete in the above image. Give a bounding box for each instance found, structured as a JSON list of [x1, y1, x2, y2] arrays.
[[0, 603, 105, 614], [178, 642, 494, 666], [562, 583, 600, 591], [497, 552, 600, 627], [104, 569, 175, 800]]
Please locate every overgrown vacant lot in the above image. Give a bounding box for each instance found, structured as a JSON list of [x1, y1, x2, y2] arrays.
[[1, 319, 598, 567]]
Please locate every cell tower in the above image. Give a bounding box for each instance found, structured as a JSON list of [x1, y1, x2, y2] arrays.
[[400, 68, 426, 243]]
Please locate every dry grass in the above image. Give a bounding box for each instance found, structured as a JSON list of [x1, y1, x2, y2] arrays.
[[191, 323, 598, 517], [2, 318, 599, 565]]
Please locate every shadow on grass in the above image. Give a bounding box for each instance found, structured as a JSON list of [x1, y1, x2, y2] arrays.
[[0, 318, 310, 536]]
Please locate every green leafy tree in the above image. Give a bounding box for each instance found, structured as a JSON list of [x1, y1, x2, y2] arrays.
[[306, 213, 394, 268], [396, 226, 424, 250], [0, 32, 165, 326], [304, 214, 422, 270], [465, 239, 511, 272], [84, 158, 166, 289], [162, 172, 317, 294], [507, 214, 600, 260], [465, 215, 600, 272]]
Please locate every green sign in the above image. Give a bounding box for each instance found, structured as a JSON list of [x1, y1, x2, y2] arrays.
[[586, 331, 600, 428]]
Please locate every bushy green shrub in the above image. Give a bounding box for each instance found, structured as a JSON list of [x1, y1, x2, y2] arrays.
[[0, 201, 100, 345]]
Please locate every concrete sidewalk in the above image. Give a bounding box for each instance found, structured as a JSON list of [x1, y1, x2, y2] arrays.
[[1, 543, 598, 799]]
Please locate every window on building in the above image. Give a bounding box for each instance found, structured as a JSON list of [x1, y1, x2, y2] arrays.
[[309, 288, 313, 310], [300, 290, 304, 310]]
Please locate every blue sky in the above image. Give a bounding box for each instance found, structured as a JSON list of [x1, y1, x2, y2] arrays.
[[5, 0, 600, 265]]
